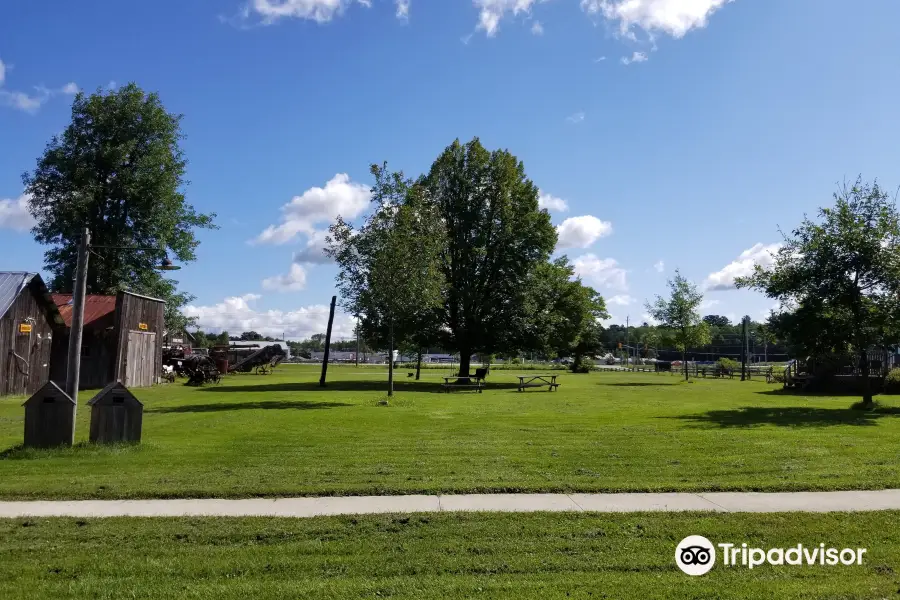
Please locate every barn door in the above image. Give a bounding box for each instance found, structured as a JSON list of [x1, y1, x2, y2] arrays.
[[125, 331, 157, 387]]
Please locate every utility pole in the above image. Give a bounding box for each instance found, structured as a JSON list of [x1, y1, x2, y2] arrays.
[[625, 316, 630, 368], [65, 228, 90, 406], [355, 315, 360, 368], [319, 296, 337, 387], [740, 317, 748, 381]]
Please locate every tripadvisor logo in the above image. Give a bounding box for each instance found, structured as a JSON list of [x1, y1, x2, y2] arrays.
[[675, 536, 867, 576]]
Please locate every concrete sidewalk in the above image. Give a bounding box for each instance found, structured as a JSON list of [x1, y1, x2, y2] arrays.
[[1, 490, 899, 518]]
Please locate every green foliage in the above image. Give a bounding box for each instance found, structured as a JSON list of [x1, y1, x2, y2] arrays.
[[23, 83, 216, 332], [885, 368, 900, 394], [717, 357, 739, 371], [645, 270, 710, 379], [703, 314, 731, 327], [738, 178, 900, 405], [570, 357, 594, 373]]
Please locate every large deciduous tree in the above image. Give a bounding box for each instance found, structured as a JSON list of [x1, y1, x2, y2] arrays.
[[646, 270, 711, 380], [328, 164, 446, 395], [423, 138, 557, 376], [737, 178, 900, 406], [24, 83, 216, 332]]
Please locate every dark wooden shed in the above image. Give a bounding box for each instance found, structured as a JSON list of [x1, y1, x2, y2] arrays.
[[23, 381, 76, 448], [88, 382, 143, 444], [0, 272, 64, 397], [51, 290, 165, 390]]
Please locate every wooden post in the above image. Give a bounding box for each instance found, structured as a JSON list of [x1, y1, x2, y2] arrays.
[[740, 317, 748, 381], [319, 296, 337, 387]]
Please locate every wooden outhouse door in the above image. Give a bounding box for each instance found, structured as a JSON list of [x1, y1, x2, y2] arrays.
[[125, 331, 157, 387]]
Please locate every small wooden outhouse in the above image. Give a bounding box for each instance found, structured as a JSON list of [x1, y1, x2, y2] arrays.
[[88, 382, 143, 444], [23, 381, 76, 448]]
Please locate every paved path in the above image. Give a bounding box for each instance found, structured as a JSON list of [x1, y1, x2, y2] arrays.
[[1, 490, 899, 518]]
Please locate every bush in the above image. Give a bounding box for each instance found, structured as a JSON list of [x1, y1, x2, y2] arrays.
[[885, 368, 900, 394], [717, 358, 739, 372], [570, 357, 594, 374]]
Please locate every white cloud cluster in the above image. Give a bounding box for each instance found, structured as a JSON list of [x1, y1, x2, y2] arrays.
[[255, 173, 371, 245], [474, 0, 540, 36], [293, 229, 333, 264], [607, 294, 633, 306], [566, 111, 586, 124], [704, 242, 781, 291], [573, 254, 628, 291], [581, 0, 733, 39], [0, 194, 35, 231], [396, 0, 410, 19], [538, 190, 568, 213], [250, 0, 367, 24], [183, 293, 357, 339], [653, 260, 664, 273], [556, 215, 613, 249], [621, 51, 648, 65], [262, 263, 308, 291], [0, 57, 78, 114]]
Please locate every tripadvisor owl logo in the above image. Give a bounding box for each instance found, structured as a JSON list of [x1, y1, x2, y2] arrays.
[[675, 535, 868, 576], [675, 535, 716, 576]]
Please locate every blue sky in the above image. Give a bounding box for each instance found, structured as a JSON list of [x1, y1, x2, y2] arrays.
[[2, 0, 898, 341]]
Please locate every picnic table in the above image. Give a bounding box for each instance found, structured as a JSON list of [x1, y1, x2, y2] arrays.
[[517, 374, 560, 392], [442, 375, 485, 393]]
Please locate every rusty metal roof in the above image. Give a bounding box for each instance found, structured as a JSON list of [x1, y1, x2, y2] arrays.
[[52, 293, 117, 329]]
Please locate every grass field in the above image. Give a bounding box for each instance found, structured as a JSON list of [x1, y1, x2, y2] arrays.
[[0, 511, 898, 599], [0, 365, 898, 500]]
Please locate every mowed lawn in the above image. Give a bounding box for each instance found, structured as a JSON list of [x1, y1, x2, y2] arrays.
[[0, 365, 899, 499], [1, 511, 898, 599]]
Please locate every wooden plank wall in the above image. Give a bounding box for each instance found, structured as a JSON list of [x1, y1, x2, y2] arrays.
[[0, 284, 54, 396], [114, 292, 165, 387], [49, 330, 117, 390]]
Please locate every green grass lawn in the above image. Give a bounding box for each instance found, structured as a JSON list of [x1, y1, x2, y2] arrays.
[[0, 365, 898, 500], [1, 511, 898, 599]]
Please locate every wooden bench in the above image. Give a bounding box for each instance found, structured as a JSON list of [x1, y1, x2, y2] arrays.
[[442, 376, 485, 393]]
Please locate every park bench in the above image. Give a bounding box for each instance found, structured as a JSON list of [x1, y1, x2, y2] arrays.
[[442, 368, 489, 393], [517, 374, 560, 392]]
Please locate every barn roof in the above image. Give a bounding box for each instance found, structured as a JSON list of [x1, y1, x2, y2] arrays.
[[0, 272, 64, 326], [52, 294, 118, 329]]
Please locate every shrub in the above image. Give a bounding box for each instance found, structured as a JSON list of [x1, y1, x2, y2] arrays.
[[571, 357, 594, 373], [717, 358, 739, 372], [885, 368, 900, 394]]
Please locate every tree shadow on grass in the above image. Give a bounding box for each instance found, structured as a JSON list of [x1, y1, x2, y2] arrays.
[[755, 388, 879, 398], [196, 380, 522, 394], [598, 382, 674, 387], [667, 405, 900, 428], [146, 400, 352, 414]]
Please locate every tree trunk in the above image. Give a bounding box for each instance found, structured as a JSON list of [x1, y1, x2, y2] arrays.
[[458, 350, 472, 379], [415, 349, 422, 381], [859, 349, 873, 407], [683, 350, 688, 381], [388, 322, 394, 397]]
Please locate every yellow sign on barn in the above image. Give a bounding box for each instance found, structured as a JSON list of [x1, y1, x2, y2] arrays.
[[19, 323, 32, 333], [138, 323, 149, 331]]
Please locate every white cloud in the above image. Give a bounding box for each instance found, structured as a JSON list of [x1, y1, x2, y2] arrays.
[[607, 294, 633, 306], [61, 82, 79, 95], [255, 173, 371, 245], [653, 260, 664, 273], [556, 215, 613, 248], [474, 0, 541, 36], [581, 0, 734, 39], [704, 242, 781, 291], [0, 89, 48, 113], [262, 263, 308, 291], [183, 294, 356, 340], [621, 51, 648, 65], [594, 56, 607, 62], [293, 229, 333, 264], [538, 190, 568, 212], [573, 254, 628, 291], [566, 111, 585, 124], [531, 20, 544, 35], [0, 59, 5, 85], [699, 298, 720, 310], [641, 312, 659, 325], [248, 0, 371, 24], [396, 0, 410, 19], [0, 194, 35, 231]]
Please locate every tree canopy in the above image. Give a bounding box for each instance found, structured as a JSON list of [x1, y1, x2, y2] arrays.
[[646, 270, 711, 379], [738, 178, 900, 405], [23, 83, 216, 332]]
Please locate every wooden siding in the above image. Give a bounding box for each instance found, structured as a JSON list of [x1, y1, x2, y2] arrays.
[[49, 329, 116, 390], [113, 292, 165, 388], [0, 283, 54, 396]]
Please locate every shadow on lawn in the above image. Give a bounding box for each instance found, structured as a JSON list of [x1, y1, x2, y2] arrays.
[[598, 382, 674, 387], [197, 380, 522, 394], [668, 405, 900, 428], [146, 400, 352, 414]]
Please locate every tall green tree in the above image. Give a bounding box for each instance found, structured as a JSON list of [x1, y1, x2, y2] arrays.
[[328, 164, 446, 395], [23, 83, 216, 332], [646, 270, 711, 380], [738, 178, 900, 406], [422, 138, 557, 376]]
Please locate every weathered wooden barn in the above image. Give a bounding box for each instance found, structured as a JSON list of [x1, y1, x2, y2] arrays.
[[50, 290, 165, 389], [0, 273, 64, 396]]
